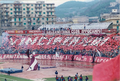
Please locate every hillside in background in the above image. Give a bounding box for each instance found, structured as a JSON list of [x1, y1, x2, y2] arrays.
[[55, 0, 116, 18]]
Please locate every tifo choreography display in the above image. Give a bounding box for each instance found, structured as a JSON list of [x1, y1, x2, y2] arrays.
[[2, 34, 119, 51]]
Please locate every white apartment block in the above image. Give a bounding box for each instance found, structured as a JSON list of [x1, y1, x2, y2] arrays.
[[0, 1, 56, 30]]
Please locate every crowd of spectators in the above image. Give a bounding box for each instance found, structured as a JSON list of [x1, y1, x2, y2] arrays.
[[0, 45, 119, 58], [0, 33, 119, 58]]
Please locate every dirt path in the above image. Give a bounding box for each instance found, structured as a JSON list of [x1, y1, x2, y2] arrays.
[[0, 59, 94, 80]]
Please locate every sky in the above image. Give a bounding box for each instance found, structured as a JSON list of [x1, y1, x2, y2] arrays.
[[0, 0, 94, 6]]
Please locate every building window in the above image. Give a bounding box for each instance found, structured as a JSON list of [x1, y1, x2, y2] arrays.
[[47, 22, 48, 24], [18, 13, 21, 15], [24, 23, 26, 25], [10, 4, 12, 6], [14, 18, 16, 21], [117, 26, 119, 31], [117, 20, 119, 23], [47, 4, 49, 6], [19, 18, 21, 21], [27, 8, 29, 11], [43, 8, 45, 10], [14, 23, 16, 25], [47, 12, 49, 15], [46, 18, 48, 21], [43, 12, 45, 14], [38, 22, 40, 25], [42, 18, 44, 20], [43, 4, 45, 7], [10, 8, 12, 10], [28, 18, 31, 20], [51, 12, 52, 15], [39, 4, 41, 6], [24, 18, 26, 20], [10, 12, 12, 14], [31, 8, 33, 10], [23, 4, 25, 6], [42, 22, 44, 25], [38, 18, 39, 20], [35, 4, 37, 7], [31, 4, 33, 6], [18, 8, 20, 11], [33, 22, 36, 25], [15, 8, 17, 11], [36, 12, 37, 14], [28, 22, 31, 25], [39, 12, 41, 15], [19, 23, 21, 25], [31, 12, 33, 14], [33, 18, 35, 20], [27, 12, 29, 14], [52, 22, 54, 24], [27, 4, 29, 6], [23, 8, 25, 10], [23, 12, 25, 14]]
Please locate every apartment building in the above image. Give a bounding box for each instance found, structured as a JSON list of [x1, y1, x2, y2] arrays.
[[0, 1, 56, 30], [100, 12, 120, 32]]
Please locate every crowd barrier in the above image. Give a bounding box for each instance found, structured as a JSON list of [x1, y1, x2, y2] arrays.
[[0, 54, 110, 63]]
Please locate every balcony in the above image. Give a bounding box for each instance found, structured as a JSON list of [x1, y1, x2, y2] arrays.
[[47, 10, 55, 12], [46, 6, 55, 9], [14, 6, 22, 8], [27, 20, 32, 22], [35, 6, 42, 8], [27, 10, 30, 12], [4, 10, 9, 12], [3, 6, 9, 9], [35, 10, 42, 12], [9, 20, 14, 23], [14, 21, 22, 22], [14, 14, 22, 17], [113, 24, 120, 26], [36, 20, 41, 22], [26, 6, 30, 8], [47, 14, 51, 16], [46, 20, 56, 22], [4, 15, 9, 17], [38, 15, 42, 17], [26, 14, 30, 17], [47, 15, 56, 17], [14, 11, 22, 13]]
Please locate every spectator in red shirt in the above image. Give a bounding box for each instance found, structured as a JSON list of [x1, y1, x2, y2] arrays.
[[85, 76, 88, 81], [74, 75, 77, 81], [79, 74, 83, 81]]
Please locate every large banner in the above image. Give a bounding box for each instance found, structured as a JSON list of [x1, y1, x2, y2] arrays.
[[5, 29, 117, 35], [0, 54, 111, 63], [4, 34, 119, 52]]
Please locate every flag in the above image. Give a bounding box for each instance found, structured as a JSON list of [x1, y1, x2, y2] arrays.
[[93, 54, 120, 81], [18, 51, 20, 56], [27, 55, 38, 71], [25, 49, 30, 58], [96, 49, 101, 57]]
